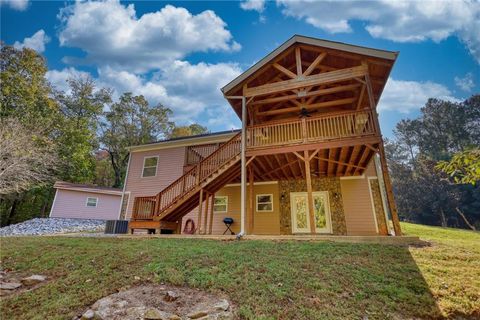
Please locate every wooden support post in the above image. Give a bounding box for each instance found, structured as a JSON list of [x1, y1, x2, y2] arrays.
[[197, 189, 204, 234], [176, 218, 183, 235], [208, 193, 214, 235], [154, 193, 161, 216], [132, 199, 138, 220], [203, 192, 210, 235], [302, 118, 307, 142], [304, 150, 316, 234], [248, 165, 255, 234], [362, 61, 401, 236], [378, 143, 402, 236]]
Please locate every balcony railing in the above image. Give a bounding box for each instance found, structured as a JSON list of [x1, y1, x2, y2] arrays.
[[247, 110, 376, 149], [131, 196, 156, 220], [185, 143, 221, 166]]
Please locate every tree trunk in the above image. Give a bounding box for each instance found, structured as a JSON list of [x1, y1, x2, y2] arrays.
[[455, 207, 476, 231], [108, 151, 121, 188], [40, 200, 48, 218], [6, 198, 18, 226], [113, 170, 121, 188], [439, 208, 447, 227]]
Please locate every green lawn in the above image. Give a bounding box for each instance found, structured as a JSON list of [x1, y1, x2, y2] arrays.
[[0, 223, 479, 319]]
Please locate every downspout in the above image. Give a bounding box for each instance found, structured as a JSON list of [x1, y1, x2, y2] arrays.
[[117, 152, 132, 220], [224, 95, 248, 237], [240, 96, 247, 236]]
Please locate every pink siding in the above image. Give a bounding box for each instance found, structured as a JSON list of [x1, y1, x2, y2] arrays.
[[124, 147, 187, 219], [50, 189, 121, 220]]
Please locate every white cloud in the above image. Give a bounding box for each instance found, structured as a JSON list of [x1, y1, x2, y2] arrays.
[[58, 1, 241, 72], [240, 0, 266, 12], [156, 60, 242, 118], [277, 0, 480, 63], [46, 61, 242, 129], [45, 67, 92, 93], [378, 78, 459, 113], [13, 29, 50, 53], [454, 73, 475, 92], [0, 0, 29, 11]]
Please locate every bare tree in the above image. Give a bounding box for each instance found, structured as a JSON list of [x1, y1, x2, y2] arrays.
[[0, 118, 58, 195]]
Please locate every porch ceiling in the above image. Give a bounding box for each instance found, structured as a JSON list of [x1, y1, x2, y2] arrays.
[[230, 142, 379, 183]]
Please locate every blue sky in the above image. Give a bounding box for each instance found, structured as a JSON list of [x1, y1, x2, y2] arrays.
[[1, 0, 479, 137]]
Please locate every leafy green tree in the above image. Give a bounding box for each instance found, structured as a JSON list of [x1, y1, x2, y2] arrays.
[[415, 97, 479, 160], [0, 46, 57, 128], [436, 149, 480, 185], [387, 95, 480, 229], [0, 46, 62, 225], [168, 123, 208, 138], [54, 77, 111, 183], [100, 93, 173, 187]]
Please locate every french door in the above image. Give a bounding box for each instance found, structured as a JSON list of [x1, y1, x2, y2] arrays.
[[290, 192, 332, 233]]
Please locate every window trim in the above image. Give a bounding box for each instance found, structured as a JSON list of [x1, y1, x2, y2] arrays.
[[213, 196, 228, 213], [256, 194, 273, 212], [85, 197, 98, 208], [141, 156, 159, 178]]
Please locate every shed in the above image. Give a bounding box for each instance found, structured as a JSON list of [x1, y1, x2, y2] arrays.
[[49, 181, 122, 220]]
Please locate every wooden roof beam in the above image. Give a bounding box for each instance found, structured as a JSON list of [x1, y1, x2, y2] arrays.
[[251, 83, 361, 106], [303, 52, 327, 76], [314, 155, 366, 171], [243, 64, 368, 97], [295, 47, 303, 75], [273, 63, 297, 79], [257, 97, 356, 117]]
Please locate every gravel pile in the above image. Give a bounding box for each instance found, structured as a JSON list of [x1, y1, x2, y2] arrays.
[[0, 218, 105, 236]]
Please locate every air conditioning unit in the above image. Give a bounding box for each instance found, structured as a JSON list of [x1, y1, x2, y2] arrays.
[[105, 220, 129, 234]]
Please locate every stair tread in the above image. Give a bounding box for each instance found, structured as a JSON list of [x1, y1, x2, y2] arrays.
[[135, 134, 241, 222]]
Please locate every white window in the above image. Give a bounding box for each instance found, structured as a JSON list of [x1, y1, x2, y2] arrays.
[[256, 194, 273, 212], [86, 197, 98, 207], [213, 196, 228, 213], [142, 156, 158, 177]]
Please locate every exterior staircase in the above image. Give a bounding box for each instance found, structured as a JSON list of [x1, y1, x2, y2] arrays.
[[130, 132, 241, 232]]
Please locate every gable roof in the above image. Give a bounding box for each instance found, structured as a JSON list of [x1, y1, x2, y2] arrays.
[[127, 129, 240, 152], [54, 181, 123, 196], [221, 34, 398, 95]]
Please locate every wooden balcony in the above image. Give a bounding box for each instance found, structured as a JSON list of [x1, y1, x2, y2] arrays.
[[246, 110, 379, 156]]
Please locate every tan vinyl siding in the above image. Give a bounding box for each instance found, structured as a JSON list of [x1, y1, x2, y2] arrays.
[[211, 183, 281, 235], [210, 187, 241, 235], [340, 176, 378, 235], [252, 184, 281, 235], [179, 183, 280, 235], [124, 147, 186, 219]]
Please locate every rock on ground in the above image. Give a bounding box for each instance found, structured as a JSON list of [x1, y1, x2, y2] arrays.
[[0, 218, 105, 236], [75, 285, 233, 320], [0, 282, 22, 290], [21, 274, 47, 286]]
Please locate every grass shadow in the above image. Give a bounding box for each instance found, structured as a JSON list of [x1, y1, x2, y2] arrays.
[[1, 232, 478, 319]]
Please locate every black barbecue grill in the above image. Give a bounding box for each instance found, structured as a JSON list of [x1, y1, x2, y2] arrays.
[[222, 217, 235, 235]]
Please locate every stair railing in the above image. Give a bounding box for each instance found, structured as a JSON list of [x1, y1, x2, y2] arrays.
[[154, 132, 241, 216]]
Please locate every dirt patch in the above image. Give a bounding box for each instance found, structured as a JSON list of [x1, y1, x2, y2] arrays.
[[75, 284, 233, 320], [408, 239, 432, 248], [0, 269, 49, 297]]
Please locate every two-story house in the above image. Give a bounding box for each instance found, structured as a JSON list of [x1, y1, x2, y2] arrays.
[[120, 35, 402, 237]]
